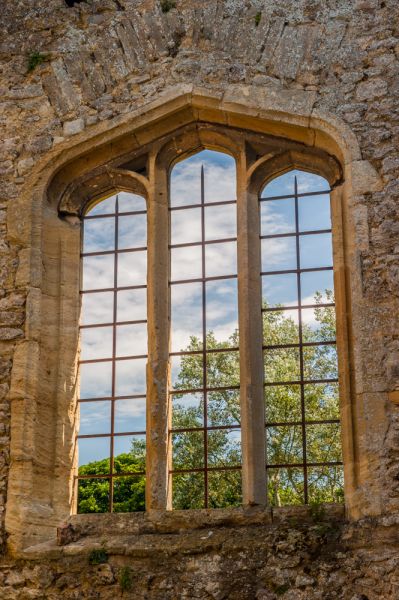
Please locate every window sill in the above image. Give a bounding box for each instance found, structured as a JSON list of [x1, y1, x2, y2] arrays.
[[20, 504, 345, 560]]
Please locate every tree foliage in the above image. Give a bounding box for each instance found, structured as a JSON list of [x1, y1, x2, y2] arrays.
[[78, 289, 343, 512]]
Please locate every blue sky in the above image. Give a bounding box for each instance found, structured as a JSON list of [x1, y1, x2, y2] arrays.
[[78, 150, 335, 466]]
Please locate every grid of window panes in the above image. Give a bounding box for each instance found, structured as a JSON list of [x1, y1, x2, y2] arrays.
[[169, 151, 242, 509], [260, 170, 343, 506], [77, 192, 147, 513]]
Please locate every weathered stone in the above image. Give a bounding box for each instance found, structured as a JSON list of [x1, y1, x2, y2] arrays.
[[356, 78, 388, 100], [0, 0, 398, 597], [63, 118, 85, 137]]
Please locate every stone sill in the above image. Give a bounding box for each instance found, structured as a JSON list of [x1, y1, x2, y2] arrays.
[[21, 503, 345, 560]]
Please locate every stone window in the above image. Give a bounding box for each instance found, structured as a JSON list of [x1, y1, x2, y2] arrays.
[[78, 193, 148, 513], [8, 95, 361, 551], [75, 143, 343, 513], [169, 151, 241, 510], [260, 171, 343, 506]]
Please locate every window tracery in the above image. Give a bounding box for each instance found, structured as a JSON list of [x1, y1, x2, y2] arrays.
[[76, 135, 344, 513]]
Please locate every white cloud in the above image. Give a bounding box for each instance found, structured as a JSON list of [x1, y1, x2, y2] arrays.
[[171, 152, 236, 207]]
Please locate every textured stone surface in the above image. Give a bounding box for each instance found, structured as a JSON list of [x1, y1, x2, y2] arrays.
[[1, 509, 399, 599], [0, 0, 399, 594]]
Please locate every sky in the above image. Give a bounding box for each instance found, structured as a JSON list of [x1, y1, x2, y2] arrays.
[[78, 150, 335, 466]]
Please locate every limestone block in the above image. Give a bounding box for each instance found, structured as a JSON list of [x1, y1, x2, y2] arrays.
[[17, 158, 34, 176], [63, 118, 85, 137], [351, 160, 383, 194]]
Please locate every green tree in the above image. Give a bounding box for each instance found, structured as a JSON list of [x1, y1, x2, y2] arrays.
[[78, 439, 146, 513], [78, 290, 343, 512], [171, 289, 343, 508]]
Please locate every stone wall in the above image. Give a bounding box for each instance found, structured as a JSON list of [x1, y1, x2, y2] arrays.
[[1, 0, 399, 596], [1, 507, 399, 599]]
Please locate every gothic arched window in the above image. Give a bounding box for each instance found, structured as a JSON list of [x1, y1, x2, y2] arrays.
[[78, 193, 147, 513], [72, 126, 346, 515], [260, 170, 342, 506]]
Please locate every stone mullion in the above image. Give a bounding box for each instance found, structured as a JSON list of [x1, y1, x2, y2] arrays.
[[145, 150, 171, 511], [237, 148, 267, 507]]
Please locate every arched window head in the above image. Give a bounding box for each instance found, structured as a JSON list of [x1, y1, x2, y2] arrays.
[[168, 150, 242, 509], [77, 192, 147, 513], [260, 170, 343, 506]]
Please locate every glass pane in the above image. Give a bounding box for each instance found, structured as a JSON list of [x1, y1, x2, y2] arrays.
[[118, 214, 147, 250], [206, 279, 238, 347], [304, 382, 340, 421], [113, 476, 145, 512], [115, 358, 146, 396], [296, 171, 329, 193], [171, 283, 203, 353], [87, 196, 115, 216], [261, 237, 297, 272], [170, 207, 202, 245], [170, 157, 202, 207], [208, 470, 242, 508], [261, 170, 329, 198], [307, 466, 344, 503], [208, 389, 240, 426], [81, 326, 113, 360], [172, 472, 205, 509], [172, 393, 203, 429], [262, 273, 298, 308], [263, 309, 299, 345], [82, 292, 113, 325], [265, 385, 301, 424], [114, 435, 146, 474], [172, 431, 204, 469], [79, 401, 111, 436], [171, 354, 203, 390], [205, 242, 236, 277], [261, 171, 296, 198], [264, 348, 300, 383], [117, 288, 146, 322], [206, 351, 240, 388], [301, 270, 334, 305], [82, 255, 114, 291], [114, 398, 146, 433], [80, 361, 112, 399], [208, 429, 241, 467], [117, 192, 146, 213], [77, 478, 110, 513], [204, 151, 236, 203], [306, 423, 342, 463], [118, 251, 146, 287], [267, 467, 304, 506], [260, 198, 295, 235], [170, 247, 202, 281], [300, 233, 332, 269], [266, 425, 303, 465], [303, 345, 338, 381], [116, 323, 147, 357], [78, 437, 110, 470], [205, 203, 236, 241], [170, 150, 237, 206], [83, 217, 114, 253], [299, 194, 331, 231], [302, 306, 336, 342], [170, 149, 236, 207]]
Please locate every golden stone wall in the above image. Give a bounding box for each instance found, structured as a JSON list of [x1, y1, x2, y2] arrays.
[[0, 1, 398, 597]]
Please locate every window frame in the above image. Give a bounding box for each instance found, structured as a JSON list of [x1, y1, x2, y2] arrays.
[[74, 126, 347, 512]]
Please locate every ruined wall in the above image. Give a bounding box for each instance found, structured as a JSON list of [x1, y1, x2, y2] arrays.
[[1, 0, 399, 597]]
